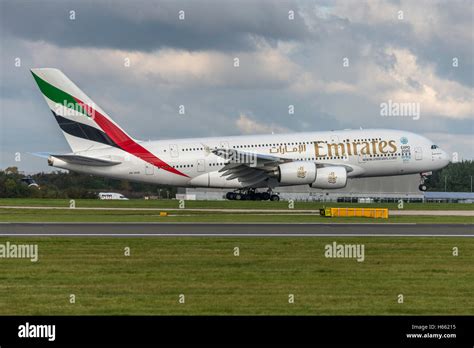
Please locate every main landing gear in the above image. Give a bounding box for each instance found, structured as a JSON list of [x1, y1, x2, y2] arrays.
[[418, 172, 430, 191], [226, 189, 280, 201]]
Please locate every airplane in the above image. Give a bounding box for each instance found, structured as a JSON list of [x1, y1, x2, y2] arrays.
[[30, 68, 451, 201]]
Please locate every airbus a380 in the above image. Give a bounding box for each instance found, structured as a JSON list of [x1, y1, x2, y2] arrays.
[[31, 68, 450, 201]]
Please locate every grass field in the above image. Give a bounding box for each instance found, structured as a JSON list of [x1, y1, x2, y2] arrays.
[[0, 237, 472, 315], [1, 198, 473, 210]]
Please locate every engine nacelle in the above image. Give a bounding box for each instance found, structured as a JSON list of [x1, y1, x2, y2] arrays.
[[310, 166, 347, 189], [276, 161, 317, 185]]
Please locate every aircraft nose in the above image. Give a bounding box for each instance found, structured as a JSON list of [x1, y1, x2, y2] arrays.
[[441, 150, 451, 165]]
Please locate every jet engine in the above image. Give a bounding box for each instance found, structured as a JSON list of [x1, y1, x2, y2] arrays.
[[276, 161, 317, 185], [310, 166, 347, 189]]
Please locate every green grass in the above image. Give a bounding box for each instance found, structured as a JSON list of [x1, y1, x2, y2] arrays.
[[1, 207, 473, 223], [0, 198, 473, 210], [0, 237, 472, 315]]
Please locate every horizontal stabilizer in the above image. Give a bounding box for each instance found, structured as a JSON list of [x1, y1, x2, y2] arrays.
[[50, 154, 121, 166]]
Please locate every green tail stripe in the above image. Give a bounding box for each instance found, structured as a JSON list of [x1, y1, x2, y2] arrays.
[[31, 71, 89, 117]]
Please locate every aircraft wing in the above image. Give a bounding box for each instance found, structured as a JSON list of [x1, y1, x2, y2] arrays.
[[211, 148, 353, 187], [211, 148, 291, 188]]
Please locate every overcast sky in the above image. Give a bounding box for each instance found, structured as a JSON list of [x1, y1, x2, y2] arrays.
[[1, 0, 473, 173]]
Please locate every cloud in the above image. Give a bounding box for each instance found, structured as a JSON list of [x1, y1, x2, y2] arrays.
[[19, 39, 301, 90], [290, 46, 473, 119], [1, 0, 310, 52], [318, 0, 474, 87], [361, 47, 473, 119], [235, 113, 290, 134]]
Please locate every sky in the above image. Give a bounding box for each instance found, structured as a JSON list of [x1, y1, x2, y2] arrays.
[[1, 0, 473, 173]]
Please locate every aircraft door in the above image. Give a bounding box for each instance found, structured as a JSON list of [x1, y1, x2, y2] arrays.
[[145, 163, 154, 175], [415, 147, 422, 160], [170, 144, 179, 158], [220, 141, 229, 149], [197, 159, 205, 172]]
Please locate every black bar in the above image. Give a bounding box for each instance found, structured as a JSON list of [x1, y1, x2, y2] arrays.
[[0, 316, 472, 346]]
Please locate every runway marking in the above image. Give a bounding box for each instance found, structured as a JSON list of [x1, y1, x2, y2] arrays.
[[0, 233, 471, 237]]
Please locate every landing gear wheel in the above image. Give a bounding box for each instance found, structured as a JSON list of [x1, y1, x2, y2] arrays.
[[226, 189, 277, 201], [270, 194, 280, 201], [418, 172, 431, 192]]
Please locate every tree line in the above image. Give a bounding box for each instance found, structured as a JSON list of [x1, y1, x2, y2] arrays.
[[0, 167, 177, 198], [425, 160, 474, 192]]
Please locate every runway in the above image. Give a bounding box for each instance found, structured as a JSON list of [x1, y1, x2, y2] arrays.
[[0, 223, 472, 237]]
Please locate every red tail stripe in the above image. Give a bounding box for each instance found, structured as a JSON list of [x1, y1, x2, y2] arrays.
[[73, 97, 189, 178]]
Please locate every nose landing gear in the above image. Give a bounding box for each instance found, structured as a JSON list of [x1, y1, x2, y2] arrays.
[[418, 172, 431, 191], [419, 184, 427, 192]]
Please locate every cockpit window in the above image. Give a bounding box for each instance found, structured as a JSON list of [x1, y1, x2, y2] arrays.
[[431, 145, 439, 149]]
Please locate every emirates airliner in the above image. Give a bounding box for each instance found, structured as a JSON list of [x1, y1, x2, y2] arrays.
[[31, 68, 450, 201]]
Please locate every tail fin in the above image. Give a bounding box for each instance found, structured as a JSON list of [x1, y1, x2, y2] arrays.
[[31, 68, 134, 153]]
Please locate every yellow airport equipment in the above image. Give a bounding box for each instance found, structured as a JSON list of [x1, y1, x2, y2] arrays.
[[319, 208, 332, 217], [320, 207, 389, 219], [159, 212, 168, 217]]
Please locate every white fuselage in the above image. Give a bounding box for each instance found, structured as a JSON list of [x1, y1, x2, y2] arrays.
[[50, 129, 450, 189]]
